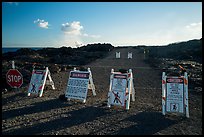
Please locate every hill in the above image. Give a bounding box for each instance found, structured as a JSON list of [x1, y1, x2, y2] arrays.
[[144, 38, 202, 63]]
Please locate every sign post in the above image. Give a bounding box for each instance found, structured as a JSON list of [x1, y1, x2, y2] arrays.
[[65, 67, 96, 103], [162, 71, 189, 118], [107, 69, 135, 110], [6, 61, 23, 90]]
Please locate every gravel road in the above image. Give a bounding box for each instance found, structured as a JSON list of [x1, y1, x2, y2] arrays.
[[2, 47, 202, 135]]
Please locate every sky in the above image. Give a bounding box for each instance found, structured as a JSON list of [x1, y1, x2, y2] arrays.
[[2, 2, 202, 48]]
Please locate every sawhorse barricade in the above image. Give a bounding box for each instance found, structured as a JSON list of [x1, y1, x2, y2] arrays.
[[107, 69, 135, 110], [162, 71, 189, 118], [65, 67, 96, 103], [28, 67, 55, 97]]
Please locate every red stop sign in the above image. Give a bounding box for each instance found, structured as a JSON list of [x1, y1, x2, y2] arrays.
[[6, 69, 23, 88]]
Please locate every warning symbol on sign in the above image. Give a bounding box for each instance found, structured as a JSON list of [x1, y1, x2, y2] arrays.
[[170, 103, 179, 112], [112, 91, 122, 105], [107, 69, 135, 110]]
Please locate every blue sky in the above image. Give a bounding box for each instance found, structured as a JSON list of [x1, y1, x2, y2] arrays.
[[2, 2, 202, 48]]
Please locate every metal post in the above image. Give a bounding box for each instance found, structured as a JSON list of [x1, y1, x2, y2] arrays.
[[12, 60, 15, 69], [11, 61, 19, 92]]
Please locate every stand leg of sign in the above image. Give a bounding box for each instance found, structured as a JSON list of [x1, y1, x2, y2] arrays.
[[107, 69, 114, 108], [162, 72, 166, 115], [125, 91, 131, 110], [132, 84, 135, 101], [90, 78, 96, 96], [88, 68, 96, 96], [125, 69, 132, 110], [47, 70, 55, 90], [184, 72, 189, 118], [39, 67, 49, 97], [107, 92, 111, 108], [28, 68, 35, 97], [130, 71, 135, 102]]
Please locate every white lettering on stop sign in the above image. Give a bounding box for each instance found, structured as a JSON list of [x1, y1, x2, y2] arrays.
[[7, 75, 22, 82]]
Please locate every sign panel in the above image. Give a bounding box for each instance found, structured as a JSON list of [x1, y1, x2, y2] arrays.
[[128, 52, 132, 59], [65, 71, 90, 100], [166, 78, 184, 113], [110, 73, 128, 106], [6, 69, 23, 88], [28, 70, 45, 94], [116, 52, 120, 58]]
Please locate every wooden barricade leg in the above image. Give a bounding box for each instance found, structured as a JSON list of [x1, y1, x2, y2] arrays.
[[28, 68, 35, 96], [162, 72, 166, 115], [39, 67, 49, 97], [88, 68, 96, 96], [107, 69, 114, 108], [47, 70, 55, 90], [184, 72, 189, 118], [130, 71, 135, 102], [125, 69, 132, 110]]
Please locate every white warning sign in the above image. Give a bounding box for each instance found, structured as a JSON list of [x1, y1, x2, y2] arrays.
[[110, 74, 128, 106], [166, 78, 184, 113], [65, 71, 90, 101], [28, 67, 55, 97], [28, 70, 45, 94]]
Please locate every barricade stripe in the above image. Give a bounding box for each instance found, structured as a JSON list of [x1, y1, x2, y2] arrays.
[[184, 78, 188, 85]]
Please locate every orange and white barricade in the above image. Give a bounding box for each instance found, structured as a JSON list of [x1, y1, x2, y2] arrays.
[[162, 71, 189, 118], [107, 69, 135, 110], [28, 67, 55, 97]]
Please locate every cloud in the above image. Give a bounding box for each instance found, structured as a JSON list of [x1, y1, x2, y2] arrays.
[[83, 33, 101, 38], [34, 19, 49, 29], [186, 22, 202, 29], [61, 21, 101, 38], [61, 21, 83, 35], [185, 22, 202, 38], [185, 22, 202, 32]]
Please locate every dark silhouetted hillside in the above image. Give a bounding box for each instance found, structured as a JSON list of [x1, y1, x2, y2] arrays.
[[146, 38, 202, 63]]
